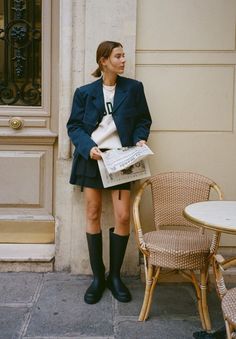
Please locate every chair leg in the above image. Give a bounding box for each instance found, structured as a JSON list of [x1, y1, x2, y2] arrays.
[[190, 270, 206, 330], [225, 320, 233, 339], [200, 268, 212, 331], [143, 266, 160, 321], [139, 264, 154, 321]]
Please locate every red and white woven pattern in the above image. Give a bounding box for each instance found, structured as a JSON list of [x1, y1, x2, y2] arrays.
[[144, 229, 211, 269], [149, 172, 213, 229], [222, 287, 236, 327]]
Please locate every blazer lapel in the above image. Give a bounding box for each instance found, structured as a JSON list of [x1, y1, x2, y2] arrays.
[[91, 76, 128, 115], [113, 77, 128, 113], [91, 78, 105, 115]]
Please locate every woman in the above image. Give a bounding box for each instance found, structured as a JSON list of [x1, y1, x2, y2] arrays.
[[67, 41, 152, 305]]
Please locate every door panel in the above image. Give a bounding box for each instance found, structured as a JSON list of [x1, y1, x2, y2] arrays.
[[0, 145, 55, 243], [0, 0, 56, 245], [0, 146, 53, 212]]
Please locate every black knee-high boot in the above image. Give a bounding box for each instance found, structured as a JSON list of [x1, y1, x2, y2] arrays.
[[84, 232, 106, 304], [106, 227, 132, 302]]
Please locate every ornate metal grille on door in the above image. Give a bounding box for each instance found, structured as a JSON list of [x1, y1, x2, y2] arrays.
[[0, 0, 41, 106]]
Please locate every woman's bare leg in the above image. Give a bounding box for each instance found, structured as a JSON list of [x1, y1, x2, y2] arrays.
[[84, 187, 102, 234], [83, 187, 105, 304], [111, 189, 131, 235], [107, 189, 131, 302]]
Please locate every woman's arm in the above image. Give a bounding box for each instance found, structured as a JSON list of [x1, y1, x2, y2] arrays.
[[132, 82, 152, 145], [67, 88, 97, 159]]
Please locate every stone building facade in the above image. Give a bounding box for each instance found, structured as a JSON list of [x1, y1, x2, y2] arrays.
[[0, 0, 236, 276]]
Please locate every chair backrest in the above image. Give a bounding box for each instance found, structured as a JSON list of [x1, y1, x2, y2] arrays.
[[149, 171, 216, 229]]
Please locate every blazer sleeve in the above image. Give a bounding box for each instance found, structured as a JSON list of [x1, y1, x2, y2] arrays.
[[132, 82, 152, 145], [67, 88, 97, 160]]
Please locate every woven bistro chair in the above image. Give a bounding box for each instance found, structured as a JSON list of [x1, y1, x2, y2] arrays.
[[133, 171, 223, 330], [213, 254, 236, 338]]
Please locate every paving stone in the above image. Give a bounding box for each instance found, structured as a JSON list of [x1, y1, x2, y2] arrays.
[[116, 280, 224, 336], [24, 337, 114, 339], [115, 318, 201, 339], [117, 281, 198, 319], [25, 273, 114, 337], [0, 306, 28, 339], [0, 272, 228, 339], [0, 272, 42, 304], [204, 290, 225, 333]]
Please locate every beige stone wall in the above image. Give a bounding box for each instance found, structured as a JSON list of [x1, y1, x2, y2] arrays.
[[55, 0, 236, 274], [136, 0, 236, 251], [55, 0, 139, 274]]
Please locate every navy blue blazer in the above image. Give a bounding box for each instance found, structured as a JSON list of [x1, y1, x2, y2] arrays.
[[67, 75, 152, 184]]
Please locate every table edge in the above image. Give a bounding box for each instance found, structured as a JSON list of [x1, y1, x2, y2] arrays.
[[183, 209, 236, 235]]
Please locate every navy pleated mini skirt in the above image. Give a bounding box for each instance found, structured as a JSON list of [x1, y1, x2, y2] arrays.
[[75, 158, 131, 191]]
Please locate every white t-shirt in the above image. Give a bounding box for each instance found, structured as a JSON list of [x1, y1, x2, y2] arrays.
[[91, 84, 122, 149]]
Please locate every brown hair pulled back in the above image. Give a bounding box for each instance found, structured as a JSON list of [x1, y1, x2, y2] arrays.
[[91, 41, 123, 77]]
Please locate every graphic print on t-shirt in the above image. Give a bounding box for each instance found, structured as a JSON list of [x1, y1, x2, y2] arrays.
[[91, 84, 122, 148], [106, 102, 113, 115]]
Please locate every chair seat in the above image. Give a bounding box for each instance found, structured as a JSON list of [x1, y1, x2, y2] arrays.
[[222, 287, 236, 327], [143, 229, 212, 269]]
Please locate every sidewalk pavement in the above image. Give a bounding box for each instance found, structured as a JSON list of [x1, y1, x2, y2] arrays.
[[0, 272, 225, 339]]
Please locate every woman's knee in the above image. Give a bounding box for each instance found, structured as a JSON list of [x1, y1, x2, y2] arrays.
[[86, 202, 101, 222], [115, 210, 130, 226]]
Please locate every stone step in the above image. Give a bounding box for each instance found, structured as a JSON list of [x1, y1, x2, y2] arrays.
[[0, 244, 55, 272]]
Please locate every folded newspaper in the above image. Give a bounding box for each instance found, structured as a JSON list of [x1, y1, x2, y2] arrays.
[[101, 144, 153, 174], [98, 145, 154, 188]]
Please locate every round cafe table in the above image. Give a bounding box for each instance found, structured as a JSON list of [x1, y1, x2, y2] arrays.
[[184, 200, 236, 339], [184, 201, 236, 235]]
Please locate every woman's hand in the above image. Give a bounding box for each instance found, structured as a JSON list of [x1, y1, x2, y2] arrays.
[[136, 140, 146, 147], [90, 147, 102, 160]]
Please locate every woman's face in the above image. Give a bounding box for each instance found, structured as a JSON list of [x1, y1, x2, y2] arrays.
[[102, 46, 126, 75]]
